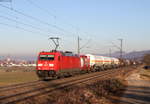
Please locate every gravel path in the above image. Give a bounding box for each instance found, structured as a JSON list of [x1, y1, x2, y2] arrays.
[[111, 69, 150, 104]]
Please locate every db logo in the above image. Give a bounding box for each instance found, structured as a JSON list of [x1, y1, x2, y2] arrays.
[[44, 62, 48, 66], [44, 64, 48, 66]]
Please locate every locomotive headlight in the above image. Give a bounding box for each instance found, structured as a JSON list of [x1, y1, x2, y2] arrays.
[[49, 64, 54, 67], [38, 64, 43, 66]]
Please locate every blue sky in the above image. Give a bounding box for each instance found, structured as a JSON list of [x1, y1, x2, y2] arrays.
[[0, 0, 150, 58]]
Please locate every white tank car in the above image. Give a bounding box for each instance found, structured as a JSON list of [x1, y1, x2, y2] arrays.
[[86, 54, 113, 68], [86, 54, 105, 67], [114, 58, 120, 65], [86, 54, 120, 70], [111, 58, 120, 68], [103, 56, 112, 65]]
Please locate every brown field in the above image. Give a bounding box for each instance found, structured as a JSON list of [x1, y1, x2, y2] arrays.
[[140, 69, 150, 79], [0, 67, 38, 86]]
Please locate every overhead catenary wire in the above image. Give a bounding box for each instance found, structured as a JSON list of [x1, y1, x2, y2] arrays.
[[0, 0, 91, 39], [0, 3, 76, 36], [25, 0, 91, 39], [26, 0, 75, 30], [80, 38, 92, 50], [25, 0, 93, 53], [0, 1, 93, 54], [25, 0, 76, 29], [25, 0, 56, 19], [0, 22, 49, 37], [0, 15, 62, 36], [0, 11, 68, 37]]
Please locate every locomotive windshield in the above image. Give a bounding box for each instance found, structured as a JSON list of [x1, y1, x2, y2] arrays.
[[39, 55, 55, 60]]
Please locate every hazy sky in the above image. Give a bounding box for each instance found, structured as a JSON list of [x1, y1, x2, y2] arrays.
[[0, 0, 150, 57]]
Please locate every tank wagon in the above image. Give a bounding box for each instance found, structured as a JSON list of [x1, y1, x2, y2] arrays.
[[110, 58, 120, 68], [86, 54, 120, 71]]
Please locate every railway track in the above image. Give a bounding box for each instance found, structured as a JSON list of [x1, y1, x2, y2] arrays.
[[0, 67, 136, 104], [0, 80, 42, 92]]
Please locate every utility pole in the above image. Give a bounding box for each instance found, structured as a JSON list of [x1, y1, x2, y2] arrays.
[[77, 36, 80, 55], [118, 39, 123, 59], [109, 48, 111, 57], [111, 38, 123, 59]]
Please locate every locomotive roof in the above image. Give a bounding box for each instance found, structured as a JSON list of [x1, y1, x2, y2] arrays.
[[39, 51, 79, 57]]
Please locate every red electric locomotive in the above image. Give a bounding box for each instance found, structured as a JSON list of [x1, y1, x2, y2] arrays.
[[36, 50, 90, 80]]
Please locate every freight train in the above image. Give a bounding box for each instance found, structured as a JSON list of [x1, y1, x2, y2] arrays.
[[36, 50, 124, 80]]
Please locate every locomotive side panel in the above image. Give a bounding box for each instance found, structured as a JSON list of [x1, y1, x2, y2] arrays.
[[36, 51, 83, 79], [60, 56, 80, 70]]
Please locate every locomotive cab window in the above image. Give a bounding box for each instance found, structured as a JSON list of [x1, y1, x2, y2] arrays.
[[39, 55, 55, 60]]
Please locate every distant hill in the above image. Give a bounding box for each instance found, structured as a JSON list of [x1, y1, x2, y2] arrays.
[[123, 50, 150, 60], [1, 50, 150, 61], [93, 50, 150, 60], [110, 50, 150, 60]]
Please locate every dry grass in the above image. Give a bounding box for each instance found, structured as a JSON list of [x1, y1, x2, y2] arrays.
[[22, 79, 125, 104], [140, 69, 150, 79], [88, 79, 125, 97], [0, 66, 36, 72], [0, 67, 38, 86]]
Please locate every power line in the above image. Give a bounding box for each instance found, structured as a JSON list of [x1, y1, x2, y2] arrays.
[[0, 3, 75, 35], [25, 0, 56, 19], [25, 0, 74, 30], [1, 1, 92, 39], [111, 41, 121, 50], [0, 1, 93, 54], [0, 22, 49, 37], [0, 15, 41, 30], [110, 39, 123, 59], [25, 0, 91, 39], [25, 0, 93, 53], [0, 11, 67, 37], [80, 38, 91, 50], [0, 15, 61, 36]]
